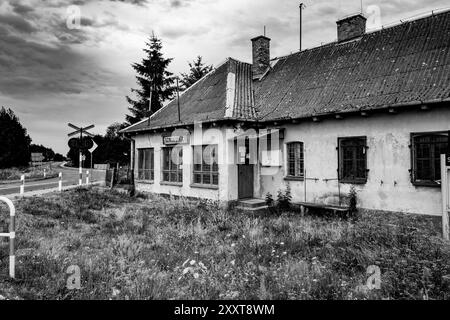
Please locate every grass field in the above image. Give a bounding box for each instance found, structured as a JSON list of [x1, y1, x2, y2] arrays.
[[0, 165, 58, 181], [0, 187, 449, 300]]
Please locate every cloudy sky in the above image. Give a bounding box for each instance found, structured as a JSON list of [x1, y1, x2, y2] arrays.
[[0, 0, 449, 154]]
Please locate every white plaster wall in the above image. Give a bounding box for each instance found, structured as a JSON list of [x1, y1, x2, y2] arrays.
[[260, 108, 450, 216]]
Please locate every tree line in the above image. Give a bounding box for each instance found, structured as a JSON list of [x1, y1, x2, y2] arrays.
[[0, 107, 66, 168]]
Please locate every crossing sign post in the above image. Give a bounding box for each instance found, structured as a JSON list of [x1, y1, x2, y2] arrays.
[[68, 123, 95, 186]]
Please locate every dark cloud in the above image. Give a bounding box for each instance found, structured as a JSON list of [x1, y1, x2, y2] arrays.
[[10, 2, 35, 15], [0, 13, 37, 33], [0, 26, 113, 97]]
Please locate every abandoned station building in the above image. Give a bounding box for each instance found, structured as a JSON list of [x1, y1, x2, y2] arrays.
[[122, 11, 450, 216]]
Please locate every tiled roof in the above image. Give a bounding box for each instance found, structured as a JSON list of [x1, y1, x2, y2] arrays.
[[122, 58, 256, 133], [256, 10, 450, 121]]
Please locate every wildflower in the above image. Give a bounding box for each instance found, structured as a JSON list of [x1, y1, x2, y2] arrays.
[[182, 267, 191, 275], [112, 288, 120, 297], [193, 273, 199, 279], [231, 243, 236, 248], [280, 242, 284, 246], [231, 260, 235, 266], [282, 252, 287, 255], [242, 235, 246, 239], [190, 260, 196, 265]]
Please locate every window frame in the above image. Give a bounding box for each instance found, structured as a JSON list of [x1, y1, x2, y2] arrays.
[[161, 146, 183, 185], [285, 141, 305, 181], [410, 131, 449, 187], [192, 144, 219, 188], [338, 136, 368, 184], [136, 148, 154, 182]]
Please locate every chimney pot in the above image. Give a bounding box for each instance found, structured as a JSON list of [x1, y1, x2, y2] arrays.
[[251, 35, 271, 80], [336, 14, 367, 42]]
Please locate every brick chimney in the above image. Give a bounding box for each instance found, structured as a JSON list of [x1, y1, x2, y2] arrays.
[[336, 14, 367, 42], [251, 35, 271, 80]]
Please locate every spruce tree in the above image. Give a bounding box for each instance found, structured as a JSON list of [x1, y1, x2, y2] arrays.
[[180, 56, 213, 90], [126, 35, 175, 125]]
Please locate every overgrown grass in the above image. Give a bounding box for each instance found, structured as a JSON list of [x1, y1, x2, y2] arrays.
[[0, 165, 58, 181], [0, 188, 449, 300]]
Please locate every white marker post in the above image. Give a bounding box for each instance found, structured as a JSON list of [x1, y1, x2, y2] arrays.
[[44, 168, 47, 179], [79, 152, 83, 186], [20, 175, 25, 195], [441, 154, 449, 240], [59, 172, 63, 192], [0, 196, 16, 278], [86, 170, 90, 185]]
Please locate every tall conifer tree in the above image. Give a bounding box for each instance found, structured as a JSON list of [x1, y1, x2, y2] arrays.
[[126, 35, 175, 124]]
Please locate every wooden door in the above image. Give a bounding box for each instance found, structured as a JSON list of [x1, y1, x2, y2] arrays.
[[238, 164, 254, 199]]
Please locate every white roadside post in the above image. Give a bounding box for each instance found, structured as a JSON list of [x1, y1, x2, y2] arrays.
[[441, 154, 449, 241], [20, 175, 25, 195], [44, 168, 47, 178], [59, 172, 63, 192], [0, 196, 16, 278], [86, 170, 90, 185], [79, 152, 83, 186]]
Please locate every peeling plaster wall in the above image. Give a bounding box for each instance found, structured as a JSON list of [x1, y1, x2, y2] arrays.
[[260, 108, 450, 216]]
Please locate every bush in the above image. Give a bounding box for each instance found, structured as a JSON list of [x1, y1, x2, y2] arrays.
[[276, 185, 292, 213]]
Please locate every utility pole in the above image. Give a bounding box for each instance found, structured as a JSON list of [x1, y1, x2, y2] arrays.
[[147, 75, 153, 127], [176, 77, 181, 123], [299, 3, 305, 51]]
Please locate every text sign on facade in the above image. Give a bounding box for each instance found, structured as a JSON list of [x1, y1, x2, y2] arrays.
[[163, 135, 190, 145]]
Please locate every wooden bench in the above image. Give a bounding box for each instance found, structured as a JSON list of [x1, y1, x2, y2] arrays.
[[296, 202, 350, 217]]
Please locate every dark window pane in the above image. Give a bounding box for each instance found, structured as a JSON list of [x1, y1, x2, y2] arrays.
[[413, 134, 448, 183], [339, 137, 367, 182], [287, 142, 304, 177], [192, 145, 218, 185]]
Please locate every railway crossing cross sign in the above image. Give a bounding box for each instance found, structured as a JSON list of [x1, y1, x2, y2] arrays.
[[67, 123, 95, 185]]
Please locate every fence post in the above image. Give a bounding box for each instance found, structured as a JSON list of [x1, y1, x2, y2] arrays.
[[44, 168, 47, 179], [441, 154, 449, 241], [86, 170, 90, 185], [0, 196, 16, 278], [59, 172, 63, 192], [110, 168, 115, 189], [20, 175, 25, 195]]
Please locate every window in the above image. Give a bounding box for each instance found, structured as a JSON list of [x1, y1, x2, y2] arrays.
[[137, 148, 154, 181], [411, 132, 448, 186], [338, 137, 367, 183], [286, 142, 304, 179], [162, 147, 183, 183], [193, 145, 219, 186]]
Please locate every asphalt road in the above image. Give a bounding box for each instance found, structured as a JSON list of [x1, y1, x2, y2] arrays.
[[0, 163, 106, 196]]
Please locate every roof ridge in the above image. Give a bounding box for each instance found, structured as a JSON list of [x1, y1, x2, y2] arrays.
[[272, 8, 450, 62]]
